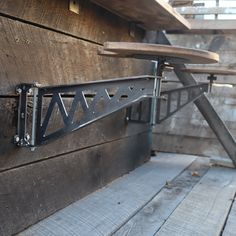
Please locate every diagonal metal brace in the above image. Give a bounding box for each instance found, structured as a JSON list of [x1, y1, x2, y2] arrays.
[[156, 83, 208, 123], [14, 76, 160, 147], [156, 30, 236, 166]]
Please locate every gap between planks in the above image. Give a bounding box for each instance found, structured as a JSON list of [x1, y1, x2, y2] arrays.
[[0, 131, 149, 174], [113, 157, 210, 236], [18, 153, 197, 236], [0, 12, 102, 46], [222, 195, 236, 236], [155, 165, 236, 236]]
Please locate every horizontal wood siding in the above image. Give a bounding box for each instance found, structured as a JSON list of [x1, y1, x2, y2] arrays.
[[0, 132, 151, 236], [0, 0, 144, 44], [0, 1, 152, 234], [0, 16, 151, 94], [0, 98, 151, 171]]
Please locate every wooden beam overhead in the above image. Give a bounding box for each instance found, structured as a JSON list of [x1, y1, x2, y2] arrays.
[[170, 0, 193, 7], [189, 19, 236, 30], [176, 7, 236, 15], [91, 0, 191, 30], [168, 19, 236, 34]]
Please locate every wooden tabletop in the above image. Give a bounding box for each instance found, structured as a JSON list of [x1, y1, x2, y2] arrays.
[[91, 0, 190, 30], [98, 42, 219, 65], [181, 67, 236, 75]]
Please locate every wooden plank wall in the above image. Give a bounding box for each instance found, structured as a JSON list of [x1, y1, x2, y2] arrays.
[[0, 1, 152, 235]]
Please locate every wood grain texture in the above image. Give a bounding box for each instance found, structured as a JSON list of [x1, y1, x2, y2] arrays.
[[155, 167, 236, 236], [0, 16, 151, 95], [114, 157, 209, 236], [18, 153, 196, 236], [181, 67, 236, 75], [176, 6, 236, 15], [210, 156, 234, 169], [189, 19, 236, 31], [152, 131, 229, 158], [222, 197, 236, 236], [0, 2, 153, 236], [170, 19, 236, 34], [0, 0, 144, 44], [99, 42, 219, 64], [0, 132, 151, 236], [91, 0, 190, 30], [0, 98, 151, 171]]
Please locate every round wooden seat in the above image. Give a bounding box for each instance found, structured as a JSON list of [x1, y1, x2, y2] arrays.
[[181, 67, 236, 75], [98, 42, 219, 64]]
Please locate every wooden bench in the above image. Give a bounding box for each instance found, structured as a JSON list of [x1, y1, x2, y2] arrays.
[[181, 67, 236, 91], [98, 42, 219, 65]]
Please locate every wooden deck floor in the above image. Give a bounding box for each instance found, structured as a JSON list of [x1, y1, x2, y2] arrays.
[[18, 153, 236, 236]]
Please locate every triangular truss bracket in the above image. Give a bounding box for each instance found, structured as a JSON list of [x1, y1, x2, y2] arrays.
[[14, 76, 208, 148], [14, 76, 159, 147]]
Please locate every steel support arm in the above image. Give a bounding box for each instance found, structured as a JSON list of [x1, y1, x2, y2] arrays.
[[14, 76, 160, 147], [157, 31, 236, 166]]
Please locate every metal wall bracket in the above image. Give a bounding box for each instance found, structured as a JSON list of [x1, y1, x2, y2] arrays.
[[207, 74, 217, 92], [14, 84, 33, 146], [126, 98, 152, 124], [14, 76, 208, 148], [156, 83, 208, 123], [15, 76, 160, 147]]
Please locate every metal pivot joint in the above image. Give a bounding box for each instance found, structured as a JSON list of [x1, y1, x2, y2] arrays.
[[207, 74, 217, 92], [150, 58, 166, 126]]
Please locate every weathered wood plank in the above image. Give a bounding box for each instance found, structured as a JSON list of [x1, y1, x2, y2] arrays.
[[0, 132, 151, 236], [170, 19, 236, 34], [181, 67, 236, 76], [210, 156, 234, 168], [0, 16, 151, 95], [190, 19, 236, 31], [0, 0, 143, 44], [152, 132, 231, 158], [155, 166, 236, 236], [99, 42, 219, 64], [176, 7, 236, 15], [0, 100, 150, 171], [114, 157, 209, 236], [170, 0, 193, 8], [91, 0, 191, 30], [0, 14, 152, 171], [18, 153, 196, 236], [222, 197, 236, 236]]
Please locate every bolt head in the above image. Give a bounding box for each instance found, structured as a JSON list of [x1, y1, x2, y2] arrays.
[[16, 88, 22, 94], [25, 134, 30, 141], [14, 135, 20, 143], [28, 88, 33, 95]]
